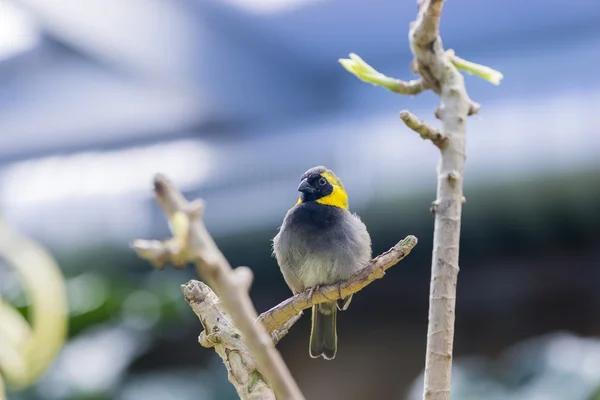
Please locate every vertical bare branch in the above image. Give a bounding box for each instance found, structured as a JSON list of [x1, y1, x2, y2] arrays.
[[342, 2, 501, 395], [409, 1, 473, 399]]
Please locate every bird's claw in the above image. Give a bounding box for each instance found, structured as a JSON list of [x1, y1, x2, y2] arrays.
[[308, 285, 321, 299]]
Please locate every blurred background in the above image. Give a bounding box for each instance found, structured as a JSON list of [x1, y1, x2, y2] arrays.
[[1, 0, 600, 399]]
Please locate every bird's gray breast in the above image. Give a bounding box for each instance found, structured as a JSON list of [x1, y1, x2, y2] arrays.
[[273, 202, 372, 292]]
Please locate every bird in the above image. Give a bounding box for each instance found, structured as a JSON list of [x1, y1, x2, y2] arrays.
[[272, 166, 372, 360]]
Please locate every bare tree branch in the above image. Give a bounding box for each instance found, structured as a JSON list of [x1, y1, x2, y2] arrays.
[[399, 110, 447, 148], [408, 1, 477, 399], [182, 281, 275, 400], [132, 174, 304, 400], [257, 236, 418, 333]]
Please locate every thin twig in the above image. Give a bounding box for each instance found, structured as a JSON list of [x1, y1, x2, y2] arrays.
[[399, 110, 447, 148], [270, 313, 303, 345], [258, 236, 418, 333], [390, 78, 427, 95], [132, 174, 304, 400], [446, 49, 503, 85], [390, 79, 427, 96], [339, 53, 427, 95]]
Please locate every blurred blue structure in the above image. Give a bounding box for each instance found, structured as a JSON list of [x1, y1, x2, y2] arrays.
[[1, 1, 600, 399], [1, 0, 599, 250]]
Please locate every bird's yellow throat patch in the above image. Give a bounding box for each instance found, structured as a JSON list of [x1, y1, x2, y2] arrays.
[[296, 171, 349, 209], [317, 171, 349, 209]]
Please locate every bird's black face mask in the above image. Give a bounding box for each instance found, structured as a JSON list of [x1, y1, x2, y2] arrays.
[[297, 174, 333, 203]]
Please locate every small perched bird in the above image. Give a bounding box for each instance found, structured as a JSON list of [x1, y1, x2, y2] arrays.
[[272, 166, 372, 360]]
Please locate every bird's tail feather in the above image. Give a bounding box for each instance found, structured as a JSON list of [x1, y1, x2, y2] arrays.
[[310, 302, 337, 360]]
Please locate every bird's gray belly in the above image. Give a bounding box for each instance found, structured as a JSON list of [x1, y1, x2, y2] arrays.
[[274, 206, 370, 291]]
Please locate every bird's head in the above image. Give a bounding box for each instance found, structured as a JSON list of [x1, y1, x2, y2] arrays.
[[296, 166, 349, 210]]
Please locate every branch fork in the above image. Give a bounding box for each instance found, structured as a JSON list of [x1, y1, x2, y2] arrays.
[[133, 175, 303, 400]]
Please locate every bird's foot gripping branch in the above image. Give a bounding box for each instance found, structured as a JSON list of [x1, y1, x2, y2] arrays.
[[259, 235, 418, 335], [132, 174, 417, 400]]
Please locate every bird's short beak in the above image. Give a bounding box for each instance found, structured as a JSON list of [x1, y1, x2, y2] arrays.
[[297, 178, 315, 194]]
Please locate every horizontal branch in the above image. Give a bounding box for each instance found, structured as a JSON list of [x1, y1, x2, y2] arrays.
[[399, 110, 447, 148], [182, 281, 275, 400], [132, 174, 304, 400], [257, 235, 418, 333]]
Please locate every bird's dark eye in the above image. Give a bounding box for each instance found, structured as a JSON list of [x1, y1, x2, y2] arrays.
[[318, 177, 327, 186]]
